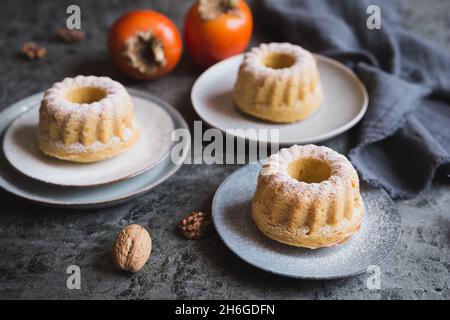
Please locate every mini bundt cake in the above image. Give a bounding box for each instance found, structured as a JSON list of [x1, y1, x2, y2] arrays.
[[252, 145, 363, 249], [233, 43, 323, 123], [38, 75, 140, 163]]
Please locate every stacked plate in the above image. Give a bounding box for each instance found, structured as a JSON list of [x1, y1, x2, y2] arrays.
[[0, 89, 190, 209]]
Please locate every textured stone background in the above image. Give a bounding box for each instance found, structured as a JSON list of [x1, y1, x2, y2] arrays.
[[0, 0, 449, 299]]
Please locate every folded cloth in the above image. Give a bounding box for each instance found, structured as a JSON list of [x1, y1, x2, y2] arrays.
[[256, 0, 450, 199]]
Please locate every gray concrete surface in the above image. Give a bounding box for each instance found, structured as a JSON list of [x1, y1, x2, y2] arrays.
[[0, 0, 448, 299]]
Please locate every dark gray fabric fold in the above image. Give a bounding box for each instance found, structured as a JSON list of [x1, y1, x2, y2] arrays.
[[256, 0, 450, 198]]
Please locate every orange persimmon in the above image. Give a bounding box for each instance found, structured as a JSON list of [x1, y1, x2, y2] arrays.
[[108, 10, 182, 80], [184, 0, 253, 68]]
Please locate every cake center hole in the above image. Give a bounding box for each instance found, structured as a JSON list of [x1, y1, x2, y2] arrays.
[[65, 87, 107, 104], [288, 158, 332, 184], [262, 52, 296, 69]]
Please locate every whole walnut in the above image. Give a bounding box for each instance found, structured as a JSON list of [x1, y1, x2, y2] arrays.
[[112, 224, 152, 272]]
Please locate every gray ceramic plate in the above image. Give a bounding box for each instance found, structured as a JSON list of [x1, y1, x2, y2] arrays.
[[212, 163, 401, 279], [3, 95, 174, 187], [192, 54, 368, 145], [0, 89, 190, 209]]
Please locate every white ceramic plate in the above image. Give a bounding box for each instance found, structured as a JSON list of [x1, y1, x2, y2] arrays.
[[192, 54, 368, 145], [0, 89, 190, 209], [3, 95, 174, 187], [212, 163, 401, 279]]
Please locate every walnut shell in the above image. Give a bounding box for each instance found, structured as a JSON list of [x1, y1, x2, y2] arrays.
[[179, 211, 211, 239], [112, 224, 152, 272]]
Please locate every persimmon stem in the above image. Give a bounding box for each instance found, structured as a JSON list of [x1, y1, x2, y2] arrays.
[[198, 0, 239, 20], [123, 30, 166, 75], [221, 0, 238, 10]]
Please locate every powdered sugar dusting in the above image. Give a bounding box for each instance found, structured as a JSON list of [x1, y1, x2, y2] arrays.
[[42, 75, 131, 116], [242, 42, 316, 78], [261, 144, 356, 181], [260, 145, 359, 199]]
